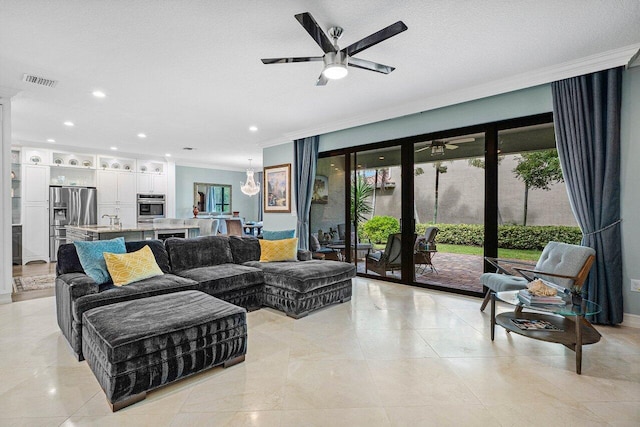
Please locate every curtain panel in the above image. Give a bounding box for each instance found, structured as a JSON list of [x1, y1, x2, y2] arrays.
[[294, 136, 319, 250], [551, 67, 623, 325], [256, 171, 263, 222]]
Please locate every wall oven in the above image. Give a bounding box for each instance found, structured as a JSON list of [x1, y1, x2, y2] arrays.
[[137, 194, 166, 223]]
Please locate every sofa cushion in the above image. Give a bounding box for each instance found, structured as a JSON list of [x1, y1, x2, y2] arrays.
[[74, 238, 127, 284], [165, 236, 234, 272], [124, 240, 172, 274], [104, 245, 164, 286], [57, 240, 171, 276], [244, 259, 356, 293], [176, 264, 263, 296], [259, 238, 298, 262], [228, 236, 261, 264], [262, 229, 295, 240], [73, 273, 198, 322]]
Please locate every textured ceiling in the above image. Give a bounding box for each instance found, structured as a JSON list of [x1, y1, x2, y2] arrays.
[[1, 0, 639, 170]]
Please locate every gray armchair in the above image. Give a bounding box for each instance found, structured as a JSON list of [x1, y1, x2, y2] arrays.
[[479, 241, 596, 311]]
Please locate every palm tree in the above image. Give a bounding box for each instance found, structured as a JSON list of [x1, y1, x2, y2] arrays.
[[351, 172, 373, 226]]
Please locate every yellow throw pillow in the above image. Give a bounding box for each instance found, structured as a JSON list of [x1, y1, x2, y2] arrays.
[[259, 237, 298, 262], [104, 245, 164, 286]]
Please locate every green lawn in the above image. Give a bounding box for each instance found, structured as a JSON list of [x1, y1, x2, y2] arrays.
[[373, 242, 541, 262], [438, 244, 541, 262]]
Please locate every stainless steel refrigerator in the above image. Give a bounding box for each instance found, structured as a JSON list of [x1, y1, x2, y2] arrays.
[[50, 186, 97, 261]]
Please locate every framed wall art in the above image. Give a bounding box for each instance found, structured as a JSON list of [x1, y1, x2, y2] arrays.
[[264, 163, 291, 213], [311, 175, 328, 204]]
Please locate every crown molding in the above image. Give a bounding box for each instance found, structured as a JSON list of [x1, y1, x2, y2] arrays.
[[0, 86, 20, 100], [628, 48, 640, 68], [174, 159, 244, 172], [260, 43, 640, 146]]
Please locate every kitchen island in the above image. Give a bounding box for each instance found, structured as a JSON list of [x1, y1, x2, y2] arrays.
[[66, 224, 200, 242]]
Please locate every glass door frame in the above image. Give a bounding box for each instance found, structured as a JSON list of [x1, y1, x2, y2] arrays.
[[317, 112, 554, 297]]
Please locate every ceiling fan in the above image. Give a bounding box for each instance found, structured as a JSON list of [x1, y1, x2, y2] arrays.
[[416, 137, 476, 155], [261, 12, 407, 86]]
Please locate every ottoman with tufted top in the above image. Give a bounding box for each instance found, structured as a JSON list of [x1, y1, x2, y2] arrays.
[[82, 290, 247, 411]]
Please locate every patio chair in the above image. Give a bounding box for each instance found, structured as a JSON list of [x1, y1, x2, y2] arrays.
[[414, 226, 439, 273], [479, 241, 596, 312], [366, 233, 416, 277], [310, 234, 340, 261]]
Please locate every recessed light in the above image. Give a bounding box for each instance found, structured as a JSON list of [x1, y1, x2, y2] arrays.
[[137, 133, 147, 138], [63, 121, 74, 127], [379, 156, 385, 160], [110, 146, 117, 151], [249, 126, 258, 132], [46, 138, 55, 143], [92, 90, 106, 98], [165, 153, 171, 157], [330, 163, 335, 166]]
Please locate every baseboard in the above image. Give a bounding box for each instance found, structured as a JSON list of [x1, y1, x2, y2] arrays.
[[0, 292, 12, 304], [622, 313, 640, 328]]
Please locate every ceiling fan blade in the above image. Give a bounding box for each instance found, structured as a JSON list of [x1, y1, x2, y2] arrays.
[[447, 137, 475, 144], [342, 21, 407, 57], [316, 73, 329, 86], [415, 146, 430, 153], [295, 12, 337, 54], [348, 57, 395, 74], [261, 57, 323, 64], [444, 144, 459, 150]]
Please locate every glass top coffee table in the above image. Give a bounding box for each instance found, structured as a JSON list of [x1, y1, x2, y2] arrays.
[[491, 290, 601, 374]]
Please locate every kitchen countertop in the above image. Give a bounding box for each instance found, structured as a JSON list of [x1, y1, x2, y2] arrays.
[[66, 224, 200, 233]]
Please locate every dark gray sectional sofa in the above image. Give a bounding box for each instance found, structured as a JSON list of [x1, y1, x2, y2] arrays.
[[55, 236, 356, 360]]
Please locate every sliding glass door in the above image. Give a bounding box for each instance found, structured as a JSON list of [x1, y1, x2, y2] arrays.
[[351, 146, 403, 280], [413, 133, 485, 293], [313, 113, 568, 298]]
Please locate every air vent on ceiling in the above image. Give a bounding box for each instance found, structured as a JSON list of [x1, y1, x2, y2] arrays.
[[22, 73, 58, 88]]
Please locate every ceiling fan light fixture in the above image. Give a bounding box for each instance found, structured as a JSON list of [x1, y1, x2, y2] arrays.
[[431, 144, 445, 155], [322, 51, 348, 80]]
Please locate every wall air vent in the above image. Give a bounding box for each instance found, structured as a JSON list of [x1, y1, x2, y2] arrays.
[[22, 73, 58, 88], [182, 147, 195, 151]]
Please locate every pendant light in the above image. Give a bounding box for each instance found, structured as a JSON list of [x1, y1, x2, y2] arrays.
[[240, 159, 260, 196]]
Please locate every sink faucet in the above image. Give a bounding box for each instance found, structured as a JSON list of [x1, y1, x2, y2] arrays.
[[102, 214, 120, 227]]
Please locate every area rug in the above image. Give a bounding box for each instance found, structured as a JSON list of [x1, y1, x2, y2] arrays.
[[12, 274, 56, 293]]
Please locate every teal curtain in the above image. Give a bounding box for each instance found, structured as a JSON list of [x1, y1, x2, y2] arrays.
[[552, 67, 623, 325], [294, 136, 319, 250]]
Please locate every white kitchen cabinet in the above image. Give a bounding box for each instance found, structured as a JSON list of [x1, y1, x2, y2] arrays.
[[97, 170, 136, 204], [97, 170, 136, 225], [137, 172, 167, 194], [23, 165, 50, 203], [22, 205, 49, 263], [22, 164, 50, 263], [98, 204, 137, 227]]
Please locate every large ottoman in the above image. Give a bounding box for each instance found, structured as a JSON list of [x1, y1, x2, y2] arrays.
[[82, 291, 247, 411], [246, 260, 356, 318]]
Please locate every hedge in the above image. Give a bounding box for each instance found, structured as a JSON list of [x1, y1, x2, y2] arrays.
[[414, 223, 582, 250], [361, 216, 400, 244]]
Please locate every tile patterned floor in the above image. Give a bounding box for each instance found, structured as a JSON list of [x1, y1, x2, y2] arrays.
[[1, 277, 639, 426], [356, 252, 485, 293]]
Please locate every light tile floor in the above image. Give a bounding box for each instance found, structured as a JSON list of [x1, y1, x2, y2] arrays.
[[1, 277, 639, 426]]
